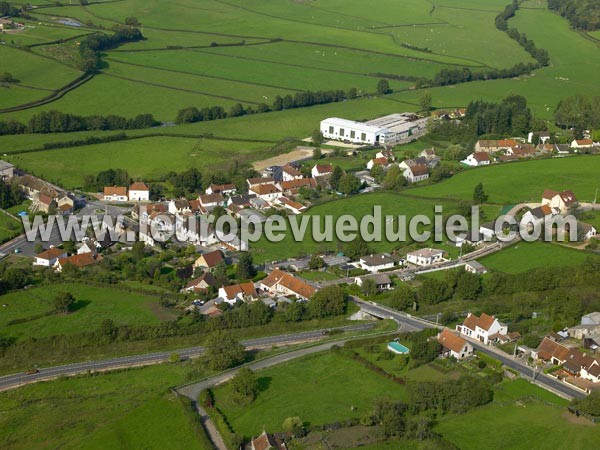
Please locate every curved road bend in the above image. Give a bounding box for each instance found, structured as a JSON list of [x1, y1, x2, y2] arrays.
[[0, 324, 374, 392]]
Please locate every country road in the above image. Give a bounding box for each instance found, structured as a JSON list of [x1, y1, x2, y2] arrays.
[[0, 323, 374, 392]]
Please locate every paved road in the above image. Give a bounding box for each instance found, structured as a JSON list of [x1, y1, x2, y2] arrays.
[[351, 298, 586, 400], [0, 324, 374, 392]]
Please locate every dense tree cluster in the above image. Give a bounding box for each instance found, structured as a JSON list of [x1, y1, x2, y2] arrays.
[[83, 168, 130, 191], [554, 96, 600, 131], [465, 94, 532, 136], [78, 27, 144, 72], [0, 1, 20, 17], [407, 375, 493, 414], [548, 0, 600, 30], [0, 111, 158, 136]]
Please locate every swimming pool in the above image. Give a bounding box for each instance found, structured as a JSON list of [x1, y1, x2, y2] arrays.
[[387, 341, 410, 354]]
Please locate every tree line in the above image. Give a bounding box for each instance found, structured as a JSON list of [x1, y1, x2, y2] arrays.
[[548, 0, 600, 31], [78, 26, 144, 72], [175, 87, 359, 124], [0, 110, 158, 136], [554, 96, 600, 132]]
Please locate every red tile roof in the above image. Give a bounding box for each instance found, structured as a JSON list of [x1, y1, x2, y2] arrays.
[[438, 329, 468, 353], [262, 269, 316, 299], [130, 182, 149, 191], [36, 247, 66, 261], [196, 250, 223, 268], [104, 186, 128, 196]]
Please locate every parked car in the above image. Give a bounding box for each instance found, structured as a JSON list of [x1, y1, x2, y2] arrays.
[[25, 368, 39, 375]]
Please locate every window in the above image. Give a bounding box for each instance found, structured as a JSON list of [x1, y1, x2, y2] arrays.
[[339, 128, 345, 137], [361, 133, 366, 141], [329, 126, 334, 134], [350, 130, 355, 139]]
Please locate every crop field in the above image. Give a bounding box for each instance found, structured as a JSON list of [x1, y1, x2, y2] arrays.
[[412, 156, 600, 204], [479, 242, 599, 274], [0, 364, 212, 450], [0, 283, 168, 341]]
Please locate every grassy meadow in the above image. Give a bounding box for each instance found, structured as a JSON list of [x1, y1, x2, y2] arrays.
[[0, 364, 213, 450], [0, 283, 168, 341]]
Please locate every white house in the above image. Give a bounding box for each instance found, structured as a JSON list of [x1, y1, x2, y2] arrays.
[[206, 183, 236, 196], [456, 312, 508, 344], [438, 329, 473, 360], [402, 164, 429, 183], [580, 360, 600, 383], [218, 282, 258, 305], [260, 269, 316, 300], [103, 186, 128, 202], [249, 183, 283, 202], [278, 196, 307, 215], [33, 247, 67, 266], [198, 193, 226, 209], [129, 182, 150, 201], [311, 164, 333, 179], [355, 274, 392, 291], [282, 165, 303, 182], [541, 189, 578, 213], [578, 222, 597, 240], [376, 149, 396, 161], [358, 254, 397, 273], [406, 248, 445, 266], [570, 139, 594, 149], [464, 261, 487, 274], [366, 157, 389, 170], [461, 152, 491, 167]]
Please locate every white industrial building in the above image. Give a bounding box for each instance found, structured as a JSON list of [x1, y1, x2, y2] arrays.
[[320, 113, 427, 146]]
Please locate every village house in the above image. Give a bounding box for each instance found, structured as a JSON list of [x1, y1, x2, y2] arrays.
[[456, 312, 508, 344], [281, 165, 303, 182], [198, 193, 226, 210], [570, 139, 594, 149], [532, 336, 600, 382], [129, 182, 150, 201], [578, 222, 597, 240], [358, 253, 397, 273], [103, 186, 128, 202], [438, 328, 473, 360], [474, 139, 518, 153], [181, 272, 216, 293], [33, 247, 67, 267], [247, 177, 275, 189], [0, 160, 14, 181], [406, 248, 445, 266], [193, 250, 224, 271], [249, 183, 283, 202], [402, 164, 429, 183], [311, 164, 333, 179], [277, 178, 317, 196], [506, 144, 536, 159], [251, 431, 287, 450], [54, 253, 102, 272], [366, 157, 389, 170], [168, 199, 191, 215], [521, 204, 554, 228], [277, 196, 307, 215], [461, 152, 491, 167], [464, 260, 487, 275], [376, 149, 396, 161], [218, 282, 258, 305], [205, 183, 237, 196], [354, 273, 392, 291], [541, 189, 578, 214], [260, 269, 316, 301]]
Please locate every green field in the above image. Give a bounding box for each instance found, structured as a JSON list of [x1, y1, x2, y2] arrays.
[[0, 364, 212, 450], [412, 156, 600, 204], [6, 136, 274, 188], [0, 283, 168, 341], [211, 351, 408, 438], [436, 379, 599, 450], [479, 241, 599, 274], [0, 212, 21, 243]]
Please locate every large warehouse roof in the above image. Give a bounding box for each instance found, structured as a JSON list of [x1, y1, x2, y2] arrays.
[[321, 117, 384, 134]]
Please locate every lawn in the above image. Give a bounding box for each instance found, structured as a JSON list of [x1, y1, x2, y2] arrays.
[[411, 156, 600, 204], [436, 379, 599, 450], [479, 241, 599, 274], [211, 350, 408, 438], [0, 363, 213, 450], [0, 212, 21, 243], [0, 283, 167, 341]]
